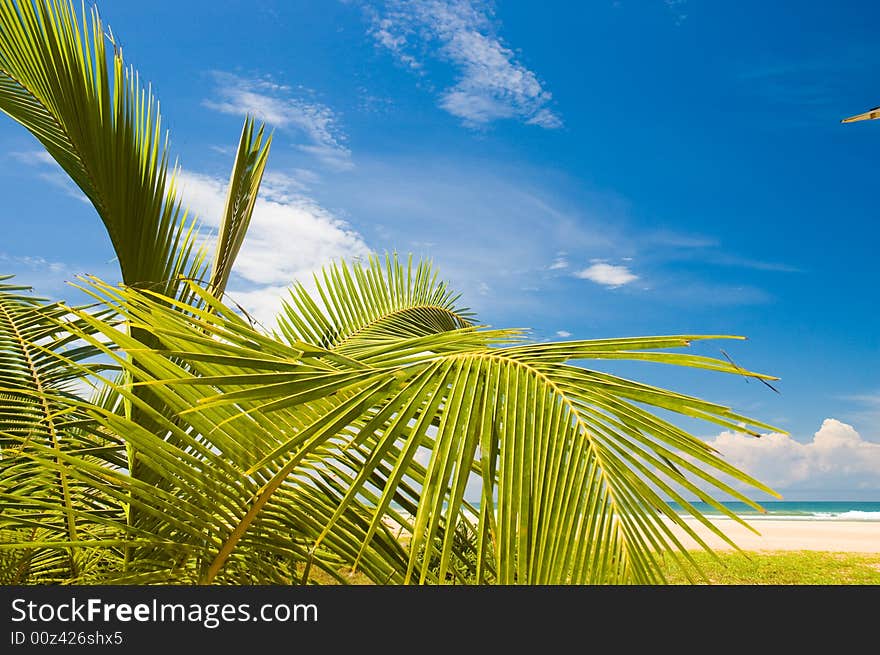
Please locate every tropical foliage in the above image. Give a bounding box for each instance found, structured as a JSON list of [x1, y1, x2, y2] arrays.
[[0, 0, 780, 585]]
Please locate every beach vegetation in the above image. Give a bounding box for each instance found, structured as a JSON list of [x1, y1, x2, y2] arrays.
[[0, 0, 781, 584], [659, 551, 880, 585]]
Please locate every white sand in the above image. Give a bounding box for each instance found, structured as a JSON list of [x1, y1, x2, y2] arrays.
[[665, 518, 880, 553], [383, 515, 880, 553]]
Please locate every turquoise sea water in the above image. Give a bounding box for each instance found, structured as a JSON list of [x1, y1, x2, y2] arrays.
[[413, 500, 880, 521], [669, 501, 880, 521]]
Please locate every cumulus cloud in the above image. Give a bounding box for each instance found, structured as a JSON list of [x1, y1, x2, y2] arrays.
[[204, 72, 353, 171], [706, 419, 880, 496], [177, 169, 371, 326], [574, 262, 638, 287], [366, 0, 561, 128]]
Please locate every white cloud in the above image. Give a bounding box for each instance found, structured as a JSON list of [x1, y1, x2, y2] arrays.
[[0, 253, 67, 274], [548, 257, 569, 270], [11, 150, 55, 166], [527, 108, 563, 129], [574, 262, 638, 287], [556, 330, 571, 338], [204, 72, 353, 171], [10, 151, 89, 204], [177, 169, 371, 327], [369, 15, 421, 69], [706, 419, 880, 496], [367, 0, 561, 128]]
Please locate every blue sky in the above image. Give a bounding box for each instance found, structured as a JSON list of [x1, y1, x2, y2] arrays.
[[1, 0, 878, 499]]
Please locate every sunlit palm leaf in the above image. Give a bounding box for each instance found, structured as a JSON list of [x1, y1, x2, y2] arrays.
[[16, 276, 429, 583], [210, 260, 783, 583], [208, 118, 272, 298], [0, 276, 124, 582], [277, 254, 474, 353], [0, 2, 285, 540], [46, 263, 780, 584], [841, 105, 880, 123], [0, 0, 208, 296]]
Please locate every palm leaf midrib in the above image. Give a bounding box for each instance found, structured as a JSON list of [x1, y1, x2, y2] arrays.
[[0, 296, 80, 573], [0, 299, 58, 450], [447, 348, 634, 579], [333, 303, 470, 351]]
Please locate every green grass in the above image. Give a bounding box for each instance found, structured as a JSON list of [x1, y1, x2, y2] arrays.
[[661, 551, 880, 585], [308, 551, 880, 585]]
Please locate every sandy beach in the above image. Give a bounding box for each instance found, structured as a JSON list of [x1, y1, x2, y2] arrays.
[[666, 518, 880, 553], [383, 514, 880, 554]]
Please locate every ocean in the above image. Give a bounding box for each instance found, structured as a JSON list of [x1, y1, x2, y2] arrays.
[[669, 501, 880, 521]]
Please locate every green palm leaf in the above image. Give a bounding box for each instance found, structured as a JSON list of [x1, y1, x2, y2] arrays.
[[0, 0, 281, 538], [10, 275, 420, 583], [36, 261, 780, 584], [0, 276, 124, 582], [0, 0, 208, 296], [276, 254, 475, 353], [208, 118, 272, 298], [0, 0, 273, 303]]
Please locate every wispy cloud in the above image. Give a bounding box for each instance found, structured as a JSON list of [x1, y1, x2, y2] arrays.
[[574, 262, 638, 287], [177, 169, 371, 326], [548, 256, 569, 270], [10, 151, 89, 204], [645, 230, 718, 250], [0, 252, 119, 303], [10, 151, 55, 167], [662, 280, 771, 306], [663, 0, 688, 25], [555, 330, 571, 338], [713, 255, 802, 273], [369, 14, 421, 70], [0, 253, 67, 274], [326, 157, 621, 317], [322, 156, 783, 319], [644, 229, 801, 273], [365, 0, 561, 128], [261, 168, 321, 194], [204, 72, 353, 171]]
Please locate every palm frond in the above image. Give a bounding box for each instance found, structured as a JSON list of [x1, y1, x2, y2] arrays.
[[9, 276, 427, 583], [276, 254, 475, 353], [208, 118, 272, 298], [0, 0, 207, 296], [0, 276, 125, 582], [44, 266, 781, 584]]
